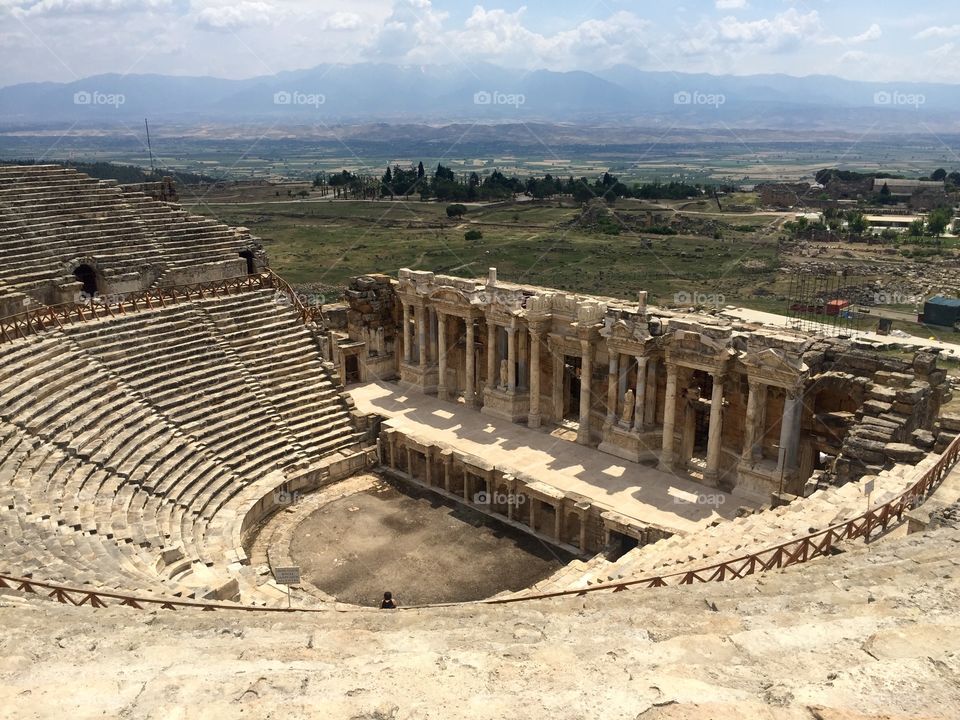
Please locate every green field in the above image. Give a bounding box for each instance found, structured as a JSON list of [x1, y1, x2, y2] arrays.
[[187, 196, 782, 307]]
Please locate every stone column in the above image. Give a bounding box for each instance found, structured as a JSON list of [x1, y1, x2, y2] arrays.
[[504, 474, 516, 520], [424, 449, 433, 487], [528, 327, 542, 428], [416, 306, 427, 368], [552, 352, 564, 423], [632, 355, 648, 432], [465, 318, 476, 406], [428, 307, 437, 364], [577, 338, 593, 445], [553, 502, 563, 541], [777, 390, 802, 473], [618, 355, 629, 411], [606, 352, 619, 423], [658, 362, 679, 471], [402, 303, 412, 364], [486, 321, 496, 392], [437, 311, 448, 400], [507, 325, 517, 393], [705, 373, 725, 482], [753, 383, 768, 461], [518, 331, 528, 390], [529, 497, 538, 532], [386, 435, 396, 468], [741, 379, 761, 463], [405, 446, 413, 478], [644, 357, 658, 427]]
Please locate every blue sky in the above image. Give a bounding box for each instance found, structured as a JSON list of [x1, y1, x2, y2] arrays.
[[1, 0, 958, 85]]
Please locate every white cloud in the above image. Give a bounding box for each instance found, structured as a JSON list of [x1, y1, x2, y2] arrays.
[[6, 0, 175, 17], [195, 0, 274, 32], [838, 49, 868, 63], [715, 9, 821, 50], [927, 42, 955, 58], [715, 0, 747, 9], [319, 11, 362, 31], [914, 24, 960, 40], [849, 23, 881, 43], [362, 2, 650, 70], [366, 0, 447, 59], [680, 8, 821, 56]]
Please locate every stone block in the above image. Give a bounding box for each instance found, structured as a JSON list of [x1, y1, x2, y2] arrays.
[[891, 402, 917, 416], [866, 386, 896, 402], [862, 399, 892, 416], [911, 429, 935, 449], [883, 442, 926, 463], [939, 414, 960, 433], [913, 351, 938, 375], [873, 371, 914, 388], [895, 386, 927, 404], [860, 416, 900, 430]]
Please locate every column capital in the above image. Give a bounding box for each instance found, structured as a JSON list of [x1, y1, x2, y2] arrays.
[[528, 320, 548, 336]]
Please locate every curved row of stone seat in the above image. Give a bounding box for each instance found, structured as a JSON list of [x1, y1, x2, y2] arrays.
[[64, 305, 315, 482], [201, 289, 361, 457], [0, 419, 222, 597], [0, 165, 257, 309], [0, 336, 243, 557], [507, 459, 930, 598], [0, 290, 362, 604]]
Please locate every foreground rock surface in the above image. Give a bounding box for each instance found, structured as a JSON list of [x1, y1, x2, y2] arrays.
[[1, 528, 958, 719]]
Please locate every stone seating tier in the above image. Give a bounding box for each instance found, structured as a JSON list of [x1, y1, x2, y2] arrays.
[[0, 289, 362, 604], [0, 165, 258, 308]]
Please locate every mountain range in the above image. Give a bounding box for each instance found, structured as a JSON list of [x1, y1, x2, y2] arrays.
[[1, 63, 957, 132]]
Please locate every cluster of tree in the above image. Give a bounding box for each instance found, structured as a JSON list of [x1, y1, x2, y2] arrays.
[[906, 207, 954, 238], [785, 208, 868, 238], [814, 168, 903, 185], [2, 159, 215, 186], [312, 170, 382, 199], [396, 163, 705, 202], [927, 168, 960, 186], [817, 166, 960, 191], [312, 163, 715, 204], [786, 205, 955, 241]]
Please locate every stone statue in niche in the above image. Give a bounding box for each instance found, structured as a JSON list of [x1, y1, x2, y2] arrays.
[[499, 358, 509, 390], [620, 388, 635, 426]]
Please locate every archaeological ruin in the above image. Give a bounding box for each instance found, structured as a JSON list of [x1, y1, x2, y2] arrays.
[[1, 165, 959, 718], [0, 165, 957, 603]]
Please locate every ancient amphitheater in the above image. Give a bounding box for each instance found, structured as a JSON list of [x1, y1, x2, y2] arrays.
[[1, 165, 959, 719]]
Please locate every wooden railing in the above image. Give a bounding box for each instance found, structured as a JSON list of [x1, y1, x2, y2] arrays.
[[1, 432, 957, 613], [0, 269, 323, 344]]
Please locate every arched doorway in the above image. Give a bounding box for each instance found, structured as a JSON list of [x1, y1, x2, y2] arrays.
[[73, 264, 98, 298], [239, 250, 256, 275]]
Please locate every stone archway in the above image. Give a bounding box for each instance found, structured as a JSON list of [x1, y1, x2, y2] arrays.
[[239, 250, 256, 275], [73, 264, 99, 298]]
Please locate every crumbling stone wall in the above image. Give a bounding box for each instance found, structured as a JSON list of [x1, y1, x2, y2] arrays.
[[345, 274, 397, 345], [803, 341, 949, 485]]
